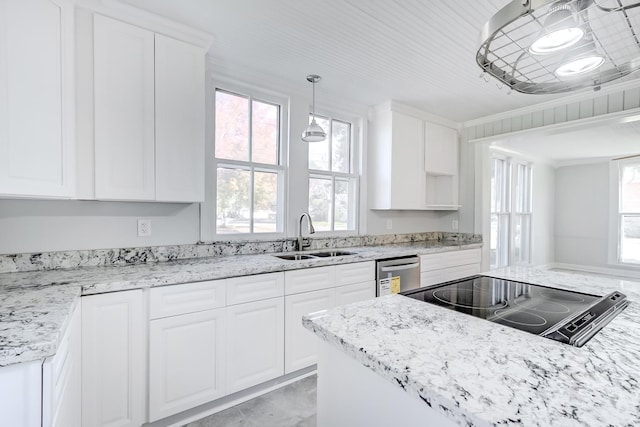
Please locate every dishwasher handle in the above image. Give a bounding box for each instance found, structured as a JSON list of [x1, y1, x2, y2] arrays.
[[380, 263, 420, 273]]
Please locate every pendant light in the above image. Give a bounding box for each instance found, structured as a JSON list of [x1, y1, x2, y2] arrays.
[[301, 75, 326, 142]]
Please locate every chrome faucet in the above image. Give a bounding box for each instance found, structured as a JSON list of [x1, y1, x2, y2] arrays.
[[297, 212, 315, 251]]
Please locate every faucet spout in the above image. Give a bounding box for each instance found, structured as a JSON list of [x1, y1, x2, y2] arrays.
[[297, 212, 315, 251]]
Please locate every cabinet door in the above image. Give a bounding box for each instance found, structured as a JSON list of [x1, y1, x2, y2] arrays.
[[149, 308, 226, 422], [155, 34, 205, 202], [284, 288, 335, 374], [82, 290, 144, 427], [424, 122, 457, 176], [93, 14, 155, 201], [0, 360, 42, 427], [335, 281, 375, 307], [0, 0, 74, 198], [390, 111, 425, 209], [226, 297, 284, 393]]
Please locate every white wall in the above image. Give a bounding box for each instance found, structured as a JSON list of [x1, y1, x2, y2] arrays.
[[0, 200, 199, 254], [554, 162, 610, 268], [531, 163, 555, 266]]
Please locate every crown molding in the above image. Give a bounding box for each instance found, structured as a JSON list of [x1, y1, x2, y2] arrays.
[[74, 0, 214, 49]]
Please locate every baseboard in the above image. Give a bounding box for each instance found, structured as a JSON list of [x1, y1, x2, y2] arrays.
[[550, 263, 640, 280], [144, 367, 317, 427]]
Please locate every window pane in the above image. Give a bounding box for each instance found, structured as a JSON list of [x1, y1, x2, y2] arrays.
[[513, 214, 531, 264], [253, 171, 278, 233], [308, 115, 330, 170], [216, 167, 250, 234], [621, 164, 640, 212], [215, 91, 249, 161], [309, 177, 332, 231], [621, 215, 640, 263], [334, 179, 351, 230], [252, 100, 279, 165], [332, 120, 350, 173]]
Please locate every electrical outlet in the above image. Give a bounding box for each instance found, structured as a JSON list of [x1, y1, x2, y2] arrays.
[[452, 220, 459, 231], [386, 219, 393, 230], [137, 219, 151, 237]]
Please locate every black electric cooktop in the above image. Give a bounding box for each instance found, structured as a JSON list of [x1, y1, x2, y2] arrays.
[[402, 275, 628, 346]]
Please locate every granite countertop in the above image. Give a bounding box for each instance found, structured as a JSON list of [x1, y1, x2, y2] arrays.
[[303, 267, 640, 427], [0, 240, 480, 367]]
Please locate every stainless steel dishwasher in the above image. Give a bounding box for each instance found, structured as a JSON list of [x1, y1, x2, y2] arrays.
[[376, 256, 421, 296]]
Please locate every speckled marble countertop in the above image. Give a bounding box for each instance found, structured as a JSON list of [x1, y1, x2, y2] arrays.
[[0, 241, 479, 367], [303, 267, 640, 427]]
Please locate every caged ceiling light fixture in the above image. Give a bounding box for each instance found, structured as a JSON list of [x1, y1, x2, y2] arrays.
[[477, 0, 640, 94], [301, 74, 326, 142]]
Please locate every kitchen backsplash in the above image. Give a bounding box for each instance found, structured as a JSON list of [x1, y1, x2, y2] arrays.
[[0, 232, 481, 274]]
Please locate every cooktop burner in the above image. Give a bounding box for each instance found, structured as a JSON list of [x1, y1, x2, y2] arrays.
[[402, 275, 628, 346]]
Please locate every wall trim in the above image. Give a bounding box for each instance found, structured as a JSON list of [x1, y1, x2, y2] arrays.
[[462, 79, 640, 128], [467, 107, 640, 146]]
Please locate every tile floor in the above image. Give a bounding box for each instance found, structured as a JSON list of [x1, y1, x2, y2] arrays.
[[184, 374, 317, 427]]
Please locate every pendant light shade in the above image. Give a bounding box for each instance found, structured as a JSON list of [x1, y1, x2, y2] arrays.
[[302, 74, 326, 142]]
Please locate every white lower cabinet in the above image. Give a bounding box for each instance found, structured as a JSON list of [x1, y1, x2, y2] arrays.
[[335, 281, 376, 306], [0, 360, 42, 427], [148, 308, 226, 422], [285, 288, 336, 374], [225, 297, 284, 393], [82, 290, 145, 427], [43, 302, 81, 427], [284, 262, 376, 374], [420, 249, 482, 288]]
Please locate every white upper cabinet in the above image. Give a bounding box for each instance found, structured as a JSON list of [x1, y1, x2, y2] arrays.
[[78, 6, 212, 202], [369, 101, 460, 210], [0, 0, 75, 198], [369, 108, 425, 210], [424, 121, 459, 209], [155, 34, 205, 202], [94, 14, 155, 201]]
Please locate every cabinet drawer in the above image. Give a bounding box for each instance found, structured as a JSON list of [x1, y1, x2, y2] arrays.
[[150, 280, 226, 319], [227, 272, 284, 306], [421, 264, 481, 288], [420, 248, 481, 272], [334, 262, 375, 287], [440, 264, 480, 282], [285, 266, 335, 295]]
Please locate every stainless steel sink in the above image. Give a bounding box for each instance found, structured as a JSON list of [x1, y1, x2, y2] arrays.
[[273, 254, 316, 261], [307, 250, 355, 257]]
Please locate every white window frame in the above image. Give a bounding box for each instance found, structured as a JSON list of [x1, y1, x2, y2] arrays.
[[307, 111, 360, 235], [490, 152, 533, 269], [201, 79, 289, 241], [608, 156, 640, 267]]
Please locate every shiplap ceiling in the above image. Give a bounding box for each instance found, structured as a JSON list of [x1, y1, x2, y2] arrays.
[[118, 0, 601, 122]]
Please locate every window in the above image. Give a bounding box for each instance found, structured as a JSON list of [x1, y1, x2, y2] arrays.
[[490, 157, 510, 269], [613, 158, 640, 265], [307, 114, 358, 232], [214, 89, 284, 235], [490, 155, 532, 269]]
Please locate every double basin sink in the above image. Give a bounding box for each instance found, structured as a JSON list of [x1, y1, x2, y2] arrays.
[[274, 250, 356, 261]]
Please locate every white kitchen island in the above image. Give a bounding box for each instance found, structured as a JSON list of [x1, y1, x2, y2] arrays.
[[303, 267, 640, 427]]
